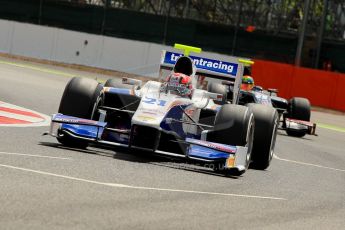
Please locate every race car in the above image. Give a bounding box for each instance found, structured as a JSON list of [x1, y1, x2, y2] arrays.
[[212, 65, 316, 138], [46, 44, 278, 176]]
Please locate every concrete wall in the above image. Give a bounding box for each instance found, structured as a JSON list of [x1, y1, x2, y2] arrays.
[[0, 19, 237, 77], [0, 19, 14, 53]]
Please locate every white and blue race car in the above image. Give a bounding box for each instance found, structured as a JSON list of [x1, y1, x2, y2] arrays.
[[47, 44, 278, 176]]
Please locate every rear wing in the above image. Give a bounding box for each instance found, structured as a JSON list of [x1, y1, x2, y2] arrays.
[[160, 50, 242, 80], [159, 50, 244, 104]]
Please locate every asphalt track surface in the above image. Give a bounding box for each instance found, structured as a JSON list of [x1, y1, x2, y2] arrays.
[[0, 57, 344, 230]]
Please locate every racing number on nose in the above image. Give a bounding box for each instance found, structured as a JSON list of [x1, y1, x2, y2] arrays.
[[143, 97, 167, 106]]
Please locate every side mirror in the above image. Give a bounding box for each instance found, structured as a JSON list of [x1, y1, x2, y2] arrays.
[[122, 77, 142, 87], [268, 88, 278, 96], [268, 88, 278, 93], [252, 86, 263, 92], [205, 92, 223, 102]]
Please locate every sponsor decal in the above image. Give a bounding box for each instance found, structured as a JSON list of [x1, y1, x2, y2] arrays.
[[163, 51, 238, 76], [54, 117, 99, 125], [186, 138, 237, 154]]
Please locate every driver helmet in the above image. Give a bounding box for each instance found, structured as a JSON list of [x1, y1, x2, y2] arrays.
[[164, 72, 193, 97], [241, 75, 255, 91]]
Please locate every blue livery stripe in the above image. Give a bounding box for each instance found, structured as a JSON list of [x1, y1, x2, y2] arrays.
[[61, 124, 102, 139], [107, 88, 132, 95], [188, 145, 230, 159]]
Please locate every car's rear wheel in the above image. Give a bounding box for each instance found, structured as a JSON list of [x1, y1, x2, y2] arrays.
[[247, 104, 278, 170], [207, 82, 228, 105], [57, 77, 103, 148], [207, 104, 254, 176], [285, 97, 311, 137]]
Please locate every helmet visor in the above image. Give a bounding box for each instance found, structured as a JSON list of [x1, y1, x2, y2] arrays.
[[241, 83, 254, 91]]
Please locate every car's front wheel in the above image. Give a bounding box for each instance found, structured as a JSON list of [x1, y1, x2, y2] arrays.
[[57, 77, 103, 148], [247, 103, 278, 170], [207, 104, 254, 176]]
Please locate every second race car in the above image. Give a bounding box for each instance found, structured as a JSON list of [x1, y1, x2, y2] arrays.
[[210, 64, 316, 138]]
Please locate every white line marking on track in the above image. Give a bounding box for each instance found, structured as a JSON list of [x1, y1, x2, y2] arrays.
[[0, 163, 286, 201], [274, 154, 345, 172], [0, 151, 71, 160]]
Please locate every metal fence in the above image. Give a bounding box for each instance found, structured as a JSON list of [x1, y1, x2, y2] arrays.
[[56, 0, 345, 41], [1, 0, 344, 70]]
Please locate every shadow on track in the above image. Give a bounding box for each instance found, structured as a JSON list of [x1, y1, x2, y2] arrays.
[[277, 131, 314, 141], [38, 141, 239, 179]]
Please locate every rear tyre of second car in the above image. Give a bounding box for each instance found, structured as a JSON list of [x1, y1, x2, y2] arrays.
[[207, 82, 228, 105], [285, 97, 311, 137]]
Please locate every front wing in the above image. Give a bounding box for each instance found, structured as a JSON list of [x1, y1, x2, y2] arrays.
[[283, 118, 317, 135], [48, 114, 248, 171]]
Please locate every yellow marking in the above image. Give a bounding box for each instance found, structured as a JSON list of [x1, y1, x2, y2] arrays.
[[174, 43, 202, 56], [137, 115, 156, 121], [238, 59, 254, 66], [226, 156, 235, 168]]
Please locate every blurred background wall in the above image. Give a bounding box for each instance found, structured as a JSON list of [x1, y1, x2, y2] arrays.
[[0, 0, 344, 72]]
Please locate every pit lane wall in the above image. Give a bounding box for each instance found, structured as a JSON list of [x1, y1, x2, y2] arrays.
[[252, 60, 345, 112]]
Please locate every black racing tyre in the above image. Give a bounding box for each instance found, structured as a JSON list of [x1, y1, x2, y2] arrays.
[[285, 97, 311, 137], [104, 79, 131, 88], [207, 104, 255, 176], [247, 104, 278, 170], [207, 82, 228, 105], [57, 77, 103, 148]]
